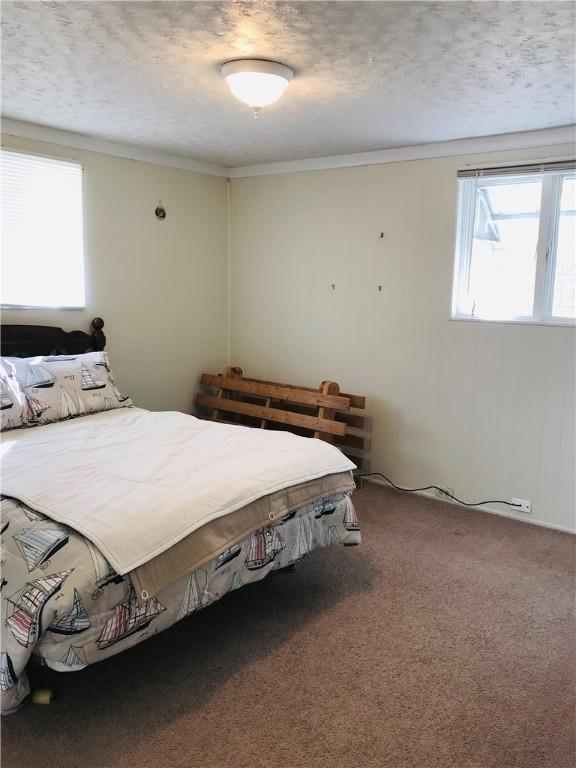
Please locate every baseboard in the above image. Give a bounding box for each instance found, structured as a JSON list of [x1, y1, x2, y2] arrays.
[[356, 475, 575, 534]]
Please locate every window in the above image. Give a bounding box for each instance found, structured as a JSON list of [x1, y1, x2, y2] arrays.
[[1, 150, 85, 308], [452, 161, 575, 324]]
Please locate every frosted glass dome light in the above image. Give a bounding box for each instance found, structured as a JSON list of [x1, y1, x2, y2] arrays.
[[221, 59, 294, 109]]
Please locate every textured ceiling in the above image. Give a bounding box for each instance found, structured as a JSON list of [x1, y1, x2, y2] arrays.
[[1, 1, 575, 167]]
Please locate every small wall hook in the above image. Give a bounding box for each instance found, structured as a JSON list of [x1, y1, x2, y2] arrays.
[[330, 284, 336, 290]]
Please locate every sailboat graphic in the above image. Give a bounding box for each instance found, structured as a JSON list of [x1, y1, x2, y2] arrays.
[[60, 645, 88, 668], [103, 397, 114, 411], [0, 653, 17, 691], [214, 545, 241, 570], [0, 380, 14, 410], [245, 526, 285, 570], [178, 570, 209, 620], [229, 572, 243, 593], [30, 397, 50, 418], [109, 378, 130, 403], [324, 526, 340, 547], [22, 506, 44, 523], [291, 516, 313, 562], [86, 541, 124, 595], [314, 498, 336, 518], [81, 366, 106, 391], [25, 365, 55, 389], [96, 589, 165, 649], [61, 389, 78, 419], [60, 389, 86, 419], [6, 570, 71, 648], [49, 589, 90, 634], [343, 497, 360, 531], [14, 529, 69, 571], [20, 396, 50, 425], [43, 355, 77, 362]]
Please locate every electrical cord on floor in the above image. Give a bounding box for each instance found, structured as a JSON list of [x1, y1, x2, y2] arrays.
[[355, 472, 522, 508]]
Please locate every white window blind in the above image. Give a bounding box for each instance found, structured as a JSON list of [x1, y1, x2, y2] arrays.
[[1, 150, 86, 308]]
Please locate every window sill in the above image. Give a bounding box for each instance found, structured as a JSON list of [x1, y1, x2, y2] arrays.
[[1, 305, 86, 310], [450, 314, 576, 328]]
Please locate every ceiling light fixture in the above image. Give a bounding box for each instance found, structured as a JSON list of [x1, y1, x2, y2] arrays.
[[221, 59, 294, 113]]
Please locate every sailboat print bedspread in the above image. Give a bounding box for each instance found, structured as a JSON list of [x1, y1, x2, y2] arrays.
[[0, 490, 360, 714]]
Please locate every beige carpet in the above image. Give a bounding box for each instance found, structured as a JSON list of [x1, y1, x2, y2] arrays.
[[2, 484, 574, 768]]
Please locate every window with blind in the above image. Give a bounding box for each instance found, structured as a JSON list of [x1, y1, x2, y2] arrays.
[[452, 161, 575, 324], [1, 150, 86, 308]]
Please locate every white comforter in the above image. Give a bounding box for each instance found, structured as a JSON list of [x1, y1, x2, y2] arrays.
[[1, 409, 355, 574]]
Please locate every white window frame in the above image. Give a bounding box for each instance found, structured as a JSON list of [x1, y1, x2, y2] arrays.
[[451, 164, 575, 326], [1, 148, 87, 310]]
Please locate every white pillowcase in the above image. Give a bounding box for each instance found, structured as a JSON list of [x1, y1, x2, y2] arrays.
[[4, 351, 132, 427]]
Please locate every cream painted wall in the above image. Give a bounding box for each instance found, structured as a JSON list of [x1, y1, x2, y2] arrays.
[[230, 143, 576, 532], [1, 134, 228, 413]]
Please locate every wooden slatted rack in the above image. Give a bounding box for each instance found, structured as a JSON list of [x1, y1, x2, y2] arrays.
[[195, 367, 368, 469]]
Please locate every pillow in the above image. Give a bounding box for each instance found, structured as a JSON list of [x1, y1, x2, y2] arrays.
[[7, 351, 132, 426], [0, 359, 31, 431]]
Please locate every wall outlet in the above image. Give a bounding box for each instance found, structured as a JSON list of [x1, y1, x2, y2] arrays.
[[436, 487, 455, 499], [511, 497, 532, 514]]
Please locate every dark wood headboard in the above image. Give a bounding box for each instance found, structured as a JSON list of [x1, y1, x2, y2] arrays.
[[1, 317, 106, 357]]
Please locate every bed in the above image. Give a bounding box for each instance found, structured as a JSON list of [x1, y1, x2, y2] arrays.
[[0, 318, 361, 714]]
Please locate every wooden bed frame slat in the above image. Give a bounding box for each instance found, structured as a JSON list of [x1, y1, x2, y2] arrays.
[[196, 367, 368, 464], [334, 432, 365, 451], [196, 394, 347, 436], [235, 374, 365, 409], [339, 392, 366, 410], [335, 412, 366, 429], [200, 373, 351, 411], [252, 399, 366, 431]]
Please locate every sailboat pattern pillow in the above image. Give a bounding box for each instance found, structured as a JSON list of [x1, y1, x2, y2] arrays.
[[6, 351, 132, 427], [0, 359, 31, 431]]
